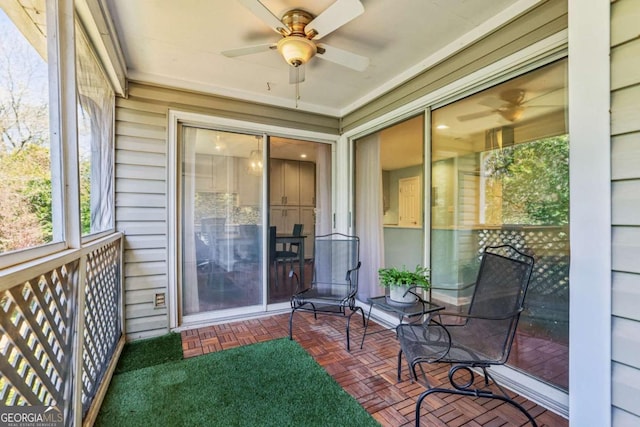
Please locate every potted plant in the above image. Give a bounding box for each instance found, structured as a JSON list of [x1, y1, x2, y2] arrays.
[[378, 265, 430, 305]]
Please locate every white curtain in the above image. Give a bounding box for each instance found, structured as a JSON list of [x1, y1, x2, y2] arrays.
[[355, 133, 385, 300], [182, 127, 199, 314], [315, 143, 332, 236], [76, 24, 114, 233]]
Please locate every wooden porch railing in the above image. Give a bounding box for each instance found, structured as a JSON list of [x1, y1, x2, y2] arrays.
[[0, 232, 124, 426]]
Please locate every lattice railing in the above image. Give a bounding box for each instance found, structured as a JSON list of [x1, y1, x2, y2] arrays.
[[0, 233, 123, 426], [0, 261, 79, 418], [477, 226, 569, 323], [81, 238, 122, 416]]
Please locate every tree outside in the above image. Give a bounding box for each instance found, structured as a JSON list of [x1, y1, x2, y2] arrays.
[[483, 135, 570, 226]]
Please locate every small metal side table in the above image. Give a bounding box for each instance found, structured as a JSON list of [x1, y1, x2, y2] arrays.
[[360, 295, 444, 349]]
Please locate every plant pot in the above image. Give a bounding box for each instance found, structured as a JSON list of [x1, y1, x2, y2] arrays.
[[389, 285, 417, 305]]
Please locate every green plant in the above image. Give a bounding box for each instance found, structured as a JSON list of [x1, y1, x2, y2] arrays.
[[378, 265, 430, 290]]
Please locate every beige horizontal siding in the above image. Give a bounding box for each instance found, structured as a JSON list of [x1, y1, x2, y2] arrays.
[[613, 407, 640, 427], [116, 207, 166, 222], [127, 82, 340, 135], [613, 272, 640, 322], [612, 362, 640, 418], [115, 91, 169, 337], [125, 289, 162, 305], [613, 316, 640, 367], [116, 135, 166, 154], [116, 193, 165, 209], [612, 227, 640, 274], [612, 133, 640, 180], [115, 178, 166, 195], [123, 261, 166, 277], [124, 248, 166, 264], [116, 221, 166, 236], [125, 275, 168, 291], [116, 164, 165, 181], [611, 85, 640, 136], [611, 0, 640, 48], [122, 235, 166, 250], [612, 181, 640, 225], [115, 150, 166, 167], [611, 39, 640, 91], [125, 316, 169, 338], [611, 0, 640, 424]]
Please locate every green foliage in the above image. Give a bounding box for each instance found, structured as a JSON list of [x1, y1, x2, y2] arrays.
[[79, 159, 92, 235], [23, 177, 53, 241], [378, 264, 430, 289], [484, 135, 569, 225]]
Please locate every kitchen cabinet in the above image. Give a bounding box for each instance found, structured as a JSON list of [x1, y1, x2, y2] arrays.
[[270, 206, 300, 235], [270, 158, 317, 259], [270, 159, 300, 205], [299, 161, 315, 206]]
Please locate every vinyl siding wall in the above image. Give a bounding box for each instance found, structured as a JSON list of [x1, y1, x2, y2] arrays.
[[610, 0, 640, 424], [115, 83, 339, 339]]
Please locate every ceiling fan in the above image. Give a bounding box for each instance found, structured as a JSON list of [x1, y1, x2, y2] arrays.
[[457, 88, 560, 123], [223, 0, 369, 84]]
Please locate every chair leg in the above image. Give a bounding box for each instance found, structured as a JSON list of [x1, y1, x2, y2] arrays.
[[415, 387, 538, 427], [397, 349, 404, 382], [288, 308, 296, 340]]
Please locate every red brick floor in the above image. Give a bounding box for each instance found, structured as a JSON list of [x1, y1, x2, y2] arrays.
[[181, 312, 568, 427]]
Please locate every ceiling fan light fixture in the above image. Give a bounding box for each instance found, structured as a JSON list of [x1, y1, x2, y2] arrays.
[[277, 36, 316, 67]]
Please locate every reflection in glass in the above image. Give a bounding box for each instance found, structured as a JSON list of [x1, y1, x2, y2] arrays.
[[431, 59, 569, 390], [181, 128, 263, 315]]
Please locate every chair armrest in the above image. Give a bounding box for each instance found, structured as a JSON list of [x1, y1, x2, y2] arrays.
[[431, 308, 524, 325], [345, 261, 362, 282]]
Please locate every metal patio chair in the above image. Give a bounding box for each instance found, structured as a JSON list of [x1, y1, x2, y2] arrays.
[[396, 245, 537, 427], [289, 233, 364, 351]]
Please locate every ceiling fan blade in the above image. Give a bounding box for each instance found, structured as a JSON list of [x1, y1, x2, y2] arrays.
[[305, 0, 364, 40], [479, 97, 507, 109], [222, 43, 276, 58], [238, 0, 290, 35], [289, 65, 306, 84], [316, 44, 369, 71], [457, 110, 496, 122]]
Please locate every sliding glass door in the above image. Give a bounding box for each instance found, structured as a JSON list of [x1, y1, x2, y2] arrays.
[[430, 59, 569, 390], [181, 127, 264, 318], [178, 126, 334, 320]]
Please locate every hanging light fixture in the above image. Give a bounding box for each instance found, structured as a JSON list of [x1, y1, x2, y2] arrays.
[[247, 136, 263, 176]]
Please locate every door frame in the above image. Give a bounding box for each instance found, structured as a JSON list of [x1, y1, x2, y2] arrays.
[[167, 110, 337, 329]]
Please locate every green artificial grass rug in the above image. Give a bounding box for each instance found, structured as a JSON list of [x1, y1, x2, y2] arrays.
[[114, 332, 183, 374], [96, 338, 379, 427]]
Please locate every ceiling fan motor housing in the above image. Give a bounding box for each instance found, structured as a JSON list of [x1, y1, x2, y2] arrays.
[[277, 9, 318, 67]]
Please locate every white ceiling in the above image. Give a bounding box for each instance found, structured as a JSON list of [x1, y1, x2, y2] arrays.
[[106, 0, 531, 117]]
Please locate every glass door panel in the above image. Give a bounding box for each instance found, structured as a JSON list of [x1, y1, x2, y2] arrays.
[[430, 59, 569, 390], [268, 137, 332, 304], [181, 127, 263, 317]]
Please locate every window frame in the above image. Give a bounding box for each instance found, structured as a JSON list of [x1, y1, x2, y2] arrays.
[[0, 0, 114, 269]]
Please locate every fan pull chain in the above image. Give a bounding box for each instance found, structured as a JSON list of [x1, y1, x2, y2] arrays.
[[295, 67, 300, 108]]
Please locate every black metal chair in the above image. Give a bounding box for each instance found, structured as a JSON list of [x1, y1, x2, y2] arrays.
[[396, 245, 536, 427], [288, 223, 303, 255], [289, 233, 364, 351]]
